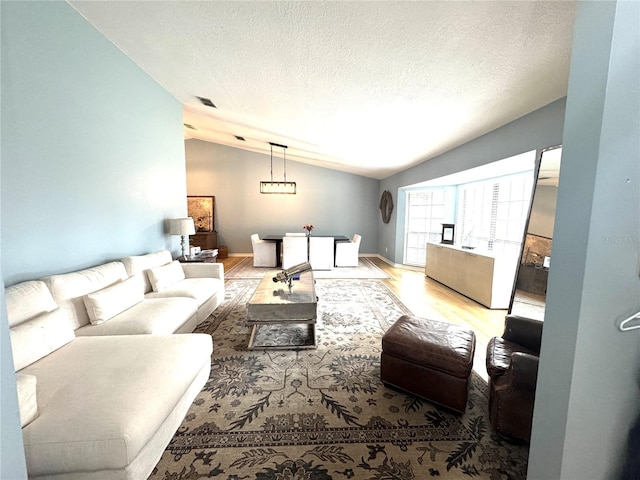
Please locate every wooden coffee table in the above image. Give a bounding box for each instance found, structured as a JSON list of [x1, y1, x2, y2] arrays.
[[246, 270, 317, 349]]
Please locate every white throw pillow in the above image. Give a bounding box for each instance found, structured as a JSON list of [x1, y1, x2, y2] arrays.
[[16, 373, 38, 427], [83, 276, 144, 325], [147, 261, 185, 292], [10, 308, 75, 371]]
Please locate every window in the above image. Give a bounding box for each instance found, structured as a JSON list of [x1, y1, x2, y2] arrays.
[[456, 173, 533, 256], [402, 172, 534, 267], [404, 189, 448, 265]]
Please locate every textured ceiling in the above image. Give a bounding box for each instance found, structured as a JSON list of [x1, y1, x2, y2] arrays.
[[69, 1, 577, 180]]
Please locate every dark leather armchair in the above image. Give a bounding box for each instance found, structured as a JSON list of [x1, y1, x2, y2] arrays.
[[485, 314, 543, 442]]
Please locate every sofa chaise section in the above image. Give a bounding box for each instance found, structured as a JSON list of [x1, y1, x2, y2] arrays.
[[21, 334, 212, 480], [7, 279, 213, 479]]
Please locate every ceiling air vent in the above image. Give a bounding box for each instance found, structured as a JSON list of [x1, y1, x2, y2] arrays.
[[197, 96, 216, 108], [235, 136, 246, 141]]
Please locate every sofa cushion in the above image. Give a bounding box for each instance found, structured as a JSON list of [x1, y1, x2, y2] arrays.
[[121, 250, 173, 293], [43, 262, 129, 330], [74, 297, 198, 336], [5, 281, 58, 327], [145, 278, 222, 307], [20, 334, 213, 477], [10, 308, 75, 371], [148, 260, 185, 292], [16, 373, 38, 427], [83, 276, 144, 325]]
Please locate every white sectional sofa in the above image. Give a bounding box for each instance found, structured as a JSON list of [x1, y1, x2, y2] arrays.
[[6, 250, 224, 479]]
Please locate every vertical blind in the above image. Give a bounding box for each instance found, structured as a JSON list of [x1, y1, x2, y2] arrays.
[[457, 173, 533, 256]]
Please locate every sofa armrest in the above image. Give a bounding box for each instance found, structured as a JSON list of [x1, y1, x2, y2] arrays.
[[503, 314, 543, 352], [501, 352, 539, 392], [180, 262, 224, 281], [490, 351, 538, 442]]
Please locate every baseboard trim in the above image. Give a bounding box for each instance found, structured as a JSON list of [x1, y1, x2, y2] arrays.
[[372, 254, 424, 272], [236, 253, 423, 273]]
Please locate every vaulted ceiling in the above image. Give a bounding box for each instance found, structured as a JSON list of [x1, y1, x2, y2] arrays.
[[70, 1, 577, 179]]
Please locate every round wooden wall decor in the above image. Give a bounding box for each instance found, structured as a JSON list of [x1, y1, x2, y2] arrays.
[[379, 190, 394, 224]]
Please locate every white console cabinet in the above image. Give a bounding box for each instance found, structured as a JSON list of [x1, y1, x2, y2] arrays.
[[425, 242, 518, 309]]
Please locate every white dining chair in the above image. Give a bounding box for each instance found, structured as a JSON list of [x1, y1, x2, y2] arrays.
[[250, 233, 277, 267], [282, 235, 308, 269], [285, 232, 307, 237], [309, 236, 334, 270], [335, 234, 361, 267]]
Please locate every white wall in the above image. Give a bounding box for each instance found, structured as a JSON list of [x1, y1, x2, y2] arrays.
[[185, 140, 380, 254], [528, 1, 640, 477]]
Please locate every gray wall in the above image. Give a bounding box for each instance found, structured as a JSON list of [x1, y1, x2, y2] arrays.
[[379, 98, 567, 264], [529, 1, 640, 478], [1, 1, 186, 286], [185, 140, 380, 254], [1, 3, 188, 475]]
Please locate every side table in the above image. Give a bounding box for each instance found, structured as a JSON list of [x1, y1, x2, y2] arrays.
[[179, 256, 218, 263], [179, 249, 218, 263]]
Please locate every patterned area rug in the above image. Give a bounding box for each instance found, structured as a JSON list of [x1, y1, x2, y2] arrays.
[[226, 257, 389, 279], [150, 278, 528, 479]]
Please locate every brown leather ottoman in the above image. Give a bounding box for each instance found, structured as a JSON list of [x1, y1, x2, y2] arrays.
[[381, 315, 476, 413]]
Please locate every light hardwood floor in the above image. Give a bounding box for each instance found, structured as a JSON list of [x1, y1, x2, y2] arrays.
[[218, 255, 507, 380]]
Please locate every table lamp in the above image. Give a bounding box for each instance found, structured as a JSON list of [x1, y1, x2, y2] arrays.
[[169, 217, 195, 259]]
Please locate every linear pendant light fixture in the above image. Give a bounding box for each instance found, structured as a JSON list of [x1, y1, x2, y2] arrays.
[[260, 142, 296, 194]]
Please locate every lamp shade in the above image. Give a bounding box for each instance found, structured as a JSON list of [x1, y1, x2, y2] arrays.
[[169, 217, 195, 236]]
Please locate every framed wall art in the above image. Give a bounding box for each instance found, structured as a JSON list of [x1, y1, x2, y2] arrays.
[[441, 223, 455, 245], [187, 196, 215, 232]]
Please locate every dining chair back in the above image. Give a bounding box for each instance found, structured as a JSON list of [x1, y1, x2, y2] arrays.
[[282, 236, 308, 269], [309, 237, 334, 270], [335, 234, 361, 267], [250, 233, 277, 267]]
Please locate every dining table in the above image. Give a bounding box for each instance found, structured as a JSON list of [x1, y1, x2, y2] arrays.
[[262, 234, 350, 267]]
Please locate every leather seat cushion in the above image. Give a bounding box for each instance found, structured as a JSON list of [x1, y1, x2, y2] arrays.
[[382, 315, 475, 378], [486, 336, 539, 378]]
